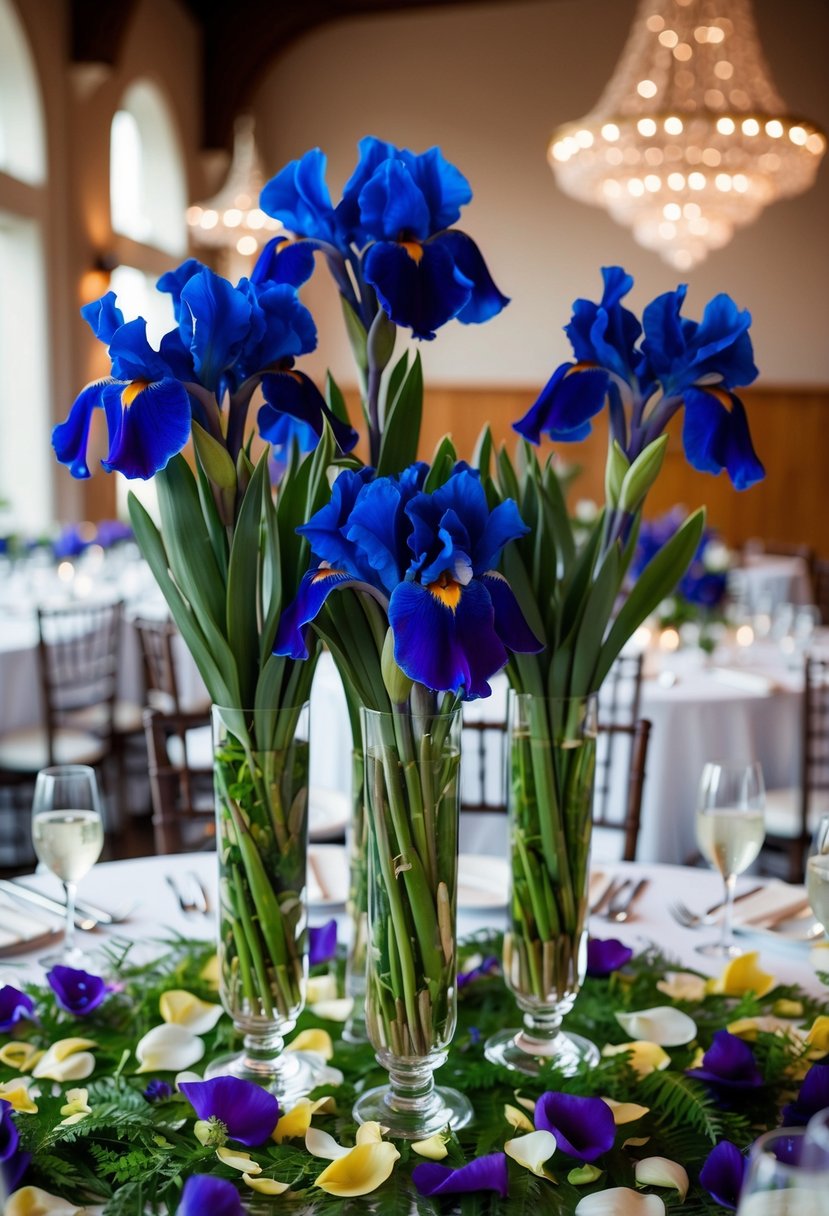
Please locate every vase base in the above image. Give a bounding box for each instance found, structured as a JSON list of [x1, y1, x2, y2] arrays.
[[353, 1084, 473, 1139], [205, 1048, 318, 1104], [695, 940, 744, 959], [484, 1027, 599, 1077], [341, 1017, 369, 1045]]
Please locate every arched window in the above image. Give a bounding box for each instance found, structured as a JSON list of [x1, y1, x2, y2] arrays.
[[110, 81, 187, 255], [0, 0, 50, 534]]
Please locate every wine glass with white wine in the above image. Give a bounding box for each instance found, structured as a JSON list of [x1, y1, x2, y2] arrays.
[[806, 814, 829, 944], [695, 760, 765, 958], [31, 765, 104, 966]]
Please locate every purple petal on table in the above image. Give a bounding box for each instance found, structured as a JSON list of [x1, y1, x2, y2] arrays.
[[687, 1030, 764, 1089], [586, 937, 634, 978], [0, 985, 35, 1032], [309, 919, 338, 967], [534, 1092, 616, 1161], [46, 966, 108, 1017], [0, 1100, 20, 1163], [180, 1076, 279, 1146], [143, 1079, 173, 1103], [457, 956, 500, 989], [699, 1140, 747, 1210], [782, 1062, 829, 1126], [176, 1174, 245, 1216], [412, 1153, 509, 1197]]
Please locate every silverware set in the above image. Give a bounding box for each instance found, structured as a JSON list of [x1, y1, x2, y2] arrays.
[[591, 875, 649, 922], [0, 878, 137, 931], [166, 871, 212, 917]]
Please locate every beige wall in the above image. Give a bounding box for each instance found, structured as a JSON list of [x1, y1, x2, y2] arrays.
[[252, 0, 829, 392]]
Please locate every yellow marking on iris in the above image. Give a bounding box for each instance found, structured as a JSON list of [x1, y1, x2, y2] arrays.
[[311, 567, 345, 584], [566, 361, 598, 375], [705, 386, 731, 407], [122, 380, 150, 407], [427, 574, 462, 611], [400, 241, 424, 264]]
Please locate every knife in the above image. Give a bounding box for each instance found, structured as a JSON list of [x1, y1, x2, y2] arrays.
[[704, 884, 764, 917], [0, 880, 100, 931]]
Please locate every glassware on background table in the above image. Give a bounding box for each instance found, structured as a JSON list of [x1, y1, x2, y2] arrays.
[[695, 760, 765, 958], [737, 1126, 827, 1216], [805, 814, 829, 940], [803, 1108, 829, 1171], [31, 764, 104, 966]]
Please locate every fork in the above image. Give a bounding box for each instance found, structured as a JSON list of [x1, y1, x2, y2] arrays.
[[605, 878, 648, 922], [669, 885, 765, 929], [166, 874, 206, 916]]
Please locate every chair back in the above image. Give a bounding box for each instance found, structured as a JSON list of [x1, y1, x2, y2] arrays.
[[143, 707, 215, 854], [134, 617, 182, 714], [37, 600, 122, 765], [803, 655, 829, 829], [813, 559, 829, 626], [592, 718, 652, 862]]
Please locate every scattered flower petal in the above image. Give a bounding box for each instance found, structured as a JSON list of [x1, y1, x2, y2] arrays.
[[306, 974, 338, 1004], [634, 1156, 689, 1201], [615, 1006, 697, 1047], [143, 1079, 173, 1103], [569, 1164, 603, 1185], [412, 1133, 449, 1160], [535, 1093, 616, 1161], [601, 1042, 671, 1077], [33, 1038, 97, 1082], [309, 998, 353, 1022], [0, 987, 35, 1033], [286, 1028, 334, 1059], [59, 1088, 92, 1126], [576, 1187, 665, 1215], [699, 1141, 747, 1210], [306, 1127, 351, 1160], [216, 1147, 261, 1174], [782, 1062, 829, 1126], [587, 938, 633, 977], [706, 952, 775, 999], [314, 1063, 344, 1088], [602, 1098, 649, 1125], [274, 1096, 336, 1143], [180, 1077, 279, 1146], [412, 1153, 509, 1198], [309, 919, 338, 966], [505, 1130, 557, 1176], [176, 1174, 244, 1216], [0, 1079, 37, 1115], [687, 1030, 764, 1089], [656, 972, 707, 1003], [623, 1137, 651, 1149], [315, 1141, 401, 1196], [504, 1103, 535, 1132], [135, 1024, 204, 1074], [804, 1016, 829, 1055], [159, 990, 223, 1035], [727, 1016, 801, 1042], [0, 1044, 42, 1072], [457, 955, 500, 989], [772, 999, 803, 1018], [199, 955, 220, 990], [3, 1187, 84, 1216], [243, 1174, 290, 1195], [46, 967, 108, 1017]]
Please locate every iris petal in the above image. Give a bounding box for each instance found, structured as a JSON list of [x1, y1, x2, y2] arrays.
[[179, 269, 252, 390], [338, 136, 399, 242], [179, 1076, 279, 1146], [699, 1141, 746, 1210], [46, 967, 107, 1017], [412, 1153, 509, 1198], [259, 370, 358, 454], [782, 1062, 829, 1125], [358, 159, 431, 242], [99, 378, 192, 480], [52, 380, 111, 479], [534, 1092, 616, 1162], [251, 236, 317, 288], [686, 1029, 763, 1089], [80, 291, 124, 344], [309, 919, 338, 966], [176, 1175, 244, 1216], [156, 260, 203, 322], [481, 572, 542, 654], [586, 937, 634, 977], [513, 363, 609, 443], [260, 149, 339, 244], [273, 565, 358, 659], [390, 577, 507, 699], [363, 239, 471, 341], [407, 145, 473, 232]]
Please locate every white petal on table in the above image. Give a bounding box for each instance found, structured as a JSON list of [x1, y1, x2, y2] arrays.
[[615, 1006, 697, 1046]]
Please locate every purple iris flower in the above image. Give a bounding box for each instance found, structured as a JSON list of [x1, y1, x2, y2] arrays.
[[782, 1061, 829, 1126], [0, 985, 35, 1033], [176, 1174, 244, 1216], [632, 513, 728, 610], [179, 1076, 279, 1146], [534, 1092, 616, 1161], [0, 1099, 29, 1194], [47, 965, 108, 1017], [457, 956, 500, 989], [309, 919, 338, 966], [687, 1030, 764, 1090], [586, 937, 633, 978], [699, 1140, 747, 1210], [258, 365, 358, 456], [412, 1153, 509, 1198], [143, 1079, 173, 1103], [94, 519, 134, 548]]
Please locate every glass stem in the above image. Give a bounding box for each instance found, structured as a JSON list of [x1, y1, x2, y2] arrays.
[[721, 872, 737, 951], [64, 881, 77, 956]]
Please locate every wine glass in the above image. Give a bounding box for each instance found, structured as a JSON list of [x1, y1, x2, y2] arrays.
[[806, 815, 829, 942], [695, 760, 765, 958], [737, 1127, 827, 1215], [803, 1108, 829, 1171], [31, 765, 104, 966]]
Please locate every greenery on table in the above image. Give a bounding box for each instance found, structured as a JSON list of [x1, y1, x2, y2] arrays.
[[3, 935, 826, 1215]]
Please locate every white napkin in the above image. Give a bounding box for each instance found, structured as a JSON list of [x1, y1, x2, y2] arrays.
[[0, 901, 53, 950], [307, 846, 348, 906], [732, 881, 810, 927], [709, 667, 777, 695]]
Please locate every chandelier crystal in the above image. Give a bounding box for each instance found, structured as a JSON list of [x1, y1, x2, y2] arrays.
[[549, 0, 826, 269], [186, 116, 282, 257]]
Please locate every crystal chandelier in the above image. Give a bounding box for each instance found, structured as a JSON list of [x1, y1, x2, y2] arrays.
[[549, 0, 826, 270], [186, 116, 282, 257]]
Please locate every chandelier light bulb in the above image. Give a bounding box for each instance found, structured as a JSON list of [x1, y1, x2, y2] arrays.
[[548, 0, 825, 268], [186, 116, 282, 256]]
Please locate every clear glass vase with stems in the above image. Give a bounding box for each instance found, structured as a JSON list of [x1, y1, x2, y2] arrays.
[[353, 703, 473, 1139], [806, 813, 829, 941], [343, 748, 369, 1044], [207, 703, 317, 1101], [737, 1126, 829, 1216], [485, 693, 600, 1076]]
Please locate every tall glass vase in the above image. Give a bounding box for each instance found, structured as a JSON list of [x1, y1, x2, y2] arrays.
[[343, 748, 369, 1044], [485, 693, 600, 1076], [353, 705, 472, 1139], [207, 704, 316, 1102]]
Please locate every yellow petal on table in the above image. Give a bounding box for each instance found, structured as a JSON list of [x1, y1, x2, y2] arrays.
[[314, 1141, 401, 1197], [412, 1133, 449, 1160], [513, 1091, 537, 1113], [602, 1098, 650, 1125], [602, 1041, 671, 1077], [656, 972, 707, 1004], [216, 1147, 261, 1174], [306, 1127, 351, 1161], [273, 1096, 336, 1143], [706, 952, 775, 999], [134, 1024, 205, 1074], [0, 1077, 38, 1114], [0, 1043, 43, 1073], [310, 998, 354, 1023], [727, 1015, 802, 1043], [635, 1156, 689, 1202], [804, 1016, 829, 1054], [159, 990, 223, 1035], [772, 999, 803, 1018], [623, 1137, 651, 1149], [33, 1040, 97, 1083], [199, 953, 220, 990], [286, 1028, 334, 1060], [615, 1007, 697, 1047], [809, 941, 829, 972], [505, 1130, 557, 1177], [306, 974, 338, 1004], [575, 1186, 666, 1216], [59, 1087, 92, 1126], [504, 1103, 535, 1132], [569, 1165, 603, 1186], [355, 1121, 386, 1146], [3, 1187, 85, 1215], [243, 1174, 290, 1195]]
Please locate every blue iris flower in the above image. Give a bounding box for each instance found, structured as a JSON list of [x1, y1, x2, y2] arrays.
[[514, 267, 764, 491], [177, 1175, 244, 1216], [274, 465, 540, 700]]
